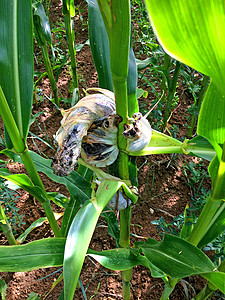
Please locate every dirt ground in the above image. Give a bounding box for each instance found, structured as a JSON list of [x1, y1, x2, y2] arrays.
[[0, 1, 217, 299]]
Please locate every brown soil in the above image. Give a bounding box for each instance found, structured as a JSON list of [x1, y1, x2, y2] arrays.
[[0, 1, 216, 300]]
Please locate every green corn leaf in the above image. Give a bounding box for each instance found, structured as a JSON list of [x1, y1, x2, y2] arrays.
[[33, 1, 52, 46], [128, 126, 216, 162], [144, 0, 225, 151], [63, 200, 102, 300], [128, 129, 183, 156], [127, 46, 139, 116], [0, 238, 65, 272], [97, 0, 130, 81], [198, 202, 225, 248], [208, 155, 220, 186], [102, 210, 120, 246], [47, 192, 70, 208], [136, 58, 152, 70], [63, 179, 129, 300], [17, 213, 62, 244], [180, 205, 194, 240], [137, 237, 225, 293], [27, 151, 91, 203], [88, 0, 113, 90], [141, 256, 166, 279], [0, 279, 7, 300], [69, 0, 75, 17], [87, 248, 145, 271], [1, 149, 91, 204], [140, 234, 215, 278], [185, 136, 216, 162], [0, 88, 25, 153], [0, 169, 46, 203], [60, 193, 81, 237], [88, 248, 165, 279], [77, 164, 93, 182], [62, 0, 75, 17], [202, 272, 225, 294], [198, 80, 225, 151], [95, 0, 113, 35], [0, 0, 33, 148], [88, 0, 138, 116], [17, 217, 48, 244], [145, 0, 225, 87]]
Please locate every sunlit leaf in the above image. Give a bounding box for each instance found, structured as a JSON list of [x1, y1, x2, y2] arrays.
[[0, 238, 65, 272], [198, 202, 225, 248], [17, 213, 63, 244], [33, 1, 52, 45], [139, 234, 215, 278], [87, 248, 145, 270], [145, 0, 225, 149], [0, 169, 46, 203], [88, 0, 113, 90], [202, 272, 225, 293], [145, 0, 225, 87], [63, 179, 132, 299], [63, 200, 100, 300], [88, 0, 138, 115], [185, 136, 216, 162], [97, 0, 130, 80], [1, 149, 91, 204], [198, 80, 225, 148], [47, 192, 70, 208], [0, 0, 33, 148]]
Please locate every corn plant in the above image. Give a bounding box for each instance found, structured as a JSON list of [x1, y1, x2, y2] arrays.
[[0, 1, 225, 300], [33, 0, 60, 106], [62, 0, 79, 103], [144, 0, 225, 298]]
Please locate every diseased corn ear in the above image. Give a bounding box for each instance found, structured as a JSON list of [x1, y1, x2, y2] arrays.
[[123, 113, 152, 152], [51, 89, 122, 176], [80, 114, 122, 168]]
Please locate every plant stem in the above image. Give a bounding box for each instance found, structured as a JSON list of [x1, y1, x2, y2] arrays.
[[162, 61, 181, 131], [0, 204, 17, 245], [194, 285, 214, 300], [187, 75, 210, 137], [41, 43, 59, 106], [0, 87, 25, 153], [20, 149, 61, 237], [122, 270, 132, 300], [161, 53, 171, 103], [114, 78, 131, 299], [63, 4, 79, 99], [160, 278, 179, 300], [97, 0, 132, 297], [114, 78, 130, 181], [0, 86, 60, 237], [187, 142, 225, 246], [119, 206, 131, 247]]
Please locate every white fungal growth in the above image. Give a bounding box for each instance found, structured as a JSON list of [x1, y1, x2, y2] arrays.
[[107, 191, 132, 210], [123, 112, 152, 152]]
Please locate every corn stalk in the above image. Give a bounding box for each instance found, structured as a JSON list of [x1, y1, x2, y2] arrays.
[[0, 0, 60, 238], [33, 1, 60, 106], [62, 0, 79, 103]]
